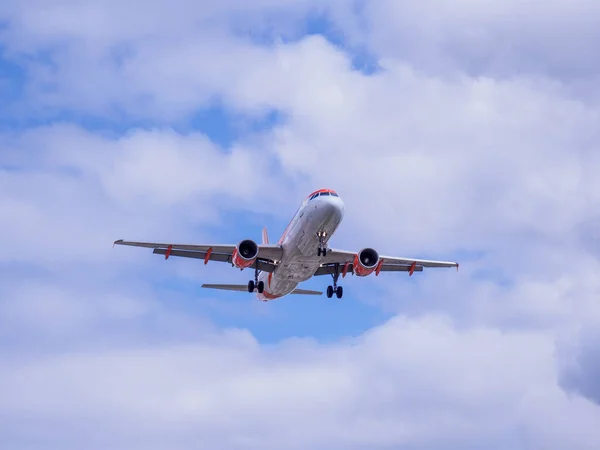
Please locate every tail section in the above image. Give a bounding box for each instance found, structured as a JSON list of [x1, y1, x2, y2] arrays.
[[262, 227, 269, 244]]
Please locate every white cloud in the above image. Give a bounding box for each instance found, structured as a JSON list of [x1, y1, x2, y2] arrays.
[[2, 313, 599, 449], [255, 57, 600, 257], [0, 123, 298, 266], [327, 0, 600, 81], [0, 0, 323, 120]]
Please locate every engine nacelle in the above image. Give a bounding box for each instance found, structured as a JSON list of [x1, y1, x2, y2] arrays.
[[232, 239, 259, 269], [353, 248, 380, 277]]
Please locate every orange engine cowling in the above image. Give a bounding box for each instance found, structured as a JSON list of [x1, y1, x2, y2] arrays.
[[353, 248, 380, 277], [232, 239, 259, 269]]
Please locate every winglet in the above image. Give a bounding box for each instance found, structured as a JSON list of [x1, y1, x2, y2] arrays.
[[113, 239, 123, 248], [262, 227, 269, 245]]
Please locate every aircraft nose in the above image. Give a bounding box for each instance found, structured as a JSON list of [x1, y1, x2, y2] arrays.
[[323, 194, 344, 218]]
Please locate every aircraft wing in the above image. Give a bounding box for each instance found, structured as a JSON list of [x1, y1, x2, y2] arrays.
[[113, 239, 283, 272], [315, 248, 458, 276]]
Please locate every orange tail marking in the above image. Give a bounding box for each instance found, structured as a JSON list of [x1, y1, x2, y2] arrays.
[[165, 245, 173, 260]]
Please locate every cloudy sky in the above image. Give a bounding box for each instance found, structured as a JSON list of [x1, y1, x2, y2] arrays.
[[1, 1, 600, 448]]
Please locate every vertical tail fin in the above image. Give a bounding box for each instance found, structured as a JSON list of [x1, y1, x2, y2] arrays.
[[262, 227, 269, 244]]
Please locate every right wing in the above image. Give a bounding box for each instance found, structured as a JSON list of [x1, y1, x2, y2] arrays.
[[315, 248, 458, 276], [113, 240, 283, 272], [313, 263, 424, 276]]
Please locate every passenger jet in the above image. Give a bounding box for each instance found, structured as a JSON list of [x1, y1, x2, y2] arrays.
[[114, 189, 459, 300]]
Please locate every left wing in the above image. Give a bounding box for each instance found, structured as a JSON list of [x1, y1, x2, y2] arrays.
[[315, 248, 458, 276], [113, 240, 283, 272]]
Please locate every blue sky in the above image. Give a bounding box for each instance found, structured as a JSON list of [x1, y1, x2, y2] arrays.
[[2, 1, 600, 449]]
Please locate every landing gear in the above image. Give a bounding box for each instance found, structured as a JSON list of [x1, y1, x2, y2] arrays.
[[326, 263, 343, 298], [317, 231, 327, 257], [248, 265, 265, 294], [326, 285, 343, 298]]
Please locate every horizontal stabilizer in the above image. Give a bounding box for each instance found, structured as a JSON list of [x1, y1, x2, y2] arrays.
[[290, 288, 322, 295], [201, 284, 248, 292], [201, 284, 322, 295]]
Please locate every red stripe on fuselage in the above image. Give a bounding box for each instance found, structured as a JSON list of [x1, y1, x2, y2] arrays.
[[261, 290, 282, 300]]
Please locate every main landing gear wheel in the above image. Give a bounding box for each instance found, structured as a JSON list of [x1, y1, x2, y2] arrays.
[[326, 263, 343, 298], [326, 285, 343, 298], [248, 265, 265, 293], [248, 280, 265, 293]]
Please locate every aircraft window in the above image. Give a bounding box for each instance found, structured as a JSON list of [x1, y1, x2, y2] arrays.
[[309, 194, 318, 200], [330, 192, 338, 197], [320, 192, 330, 196]]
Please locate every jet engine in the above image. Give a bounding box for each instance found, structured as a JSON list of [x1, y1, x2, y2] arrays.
[[353, 247, 380, 276], [232, 239, 259, 269]]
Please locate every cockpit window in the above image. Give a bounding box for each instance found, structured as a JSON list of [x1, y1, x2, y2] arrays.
[[308, 190, 338, 201]]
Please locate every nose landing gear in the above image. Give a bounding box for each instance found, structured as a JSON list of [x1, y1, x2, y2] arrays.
[[317, 231, 328, 257]]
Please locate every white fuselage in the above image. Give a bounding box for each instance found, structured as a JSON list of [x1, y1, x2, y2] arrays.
[[257, 193, 345, 301]]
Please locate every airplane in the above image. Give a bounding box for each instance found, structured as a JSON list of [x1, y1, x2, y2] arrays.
[[113, 188, 459, 301]]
